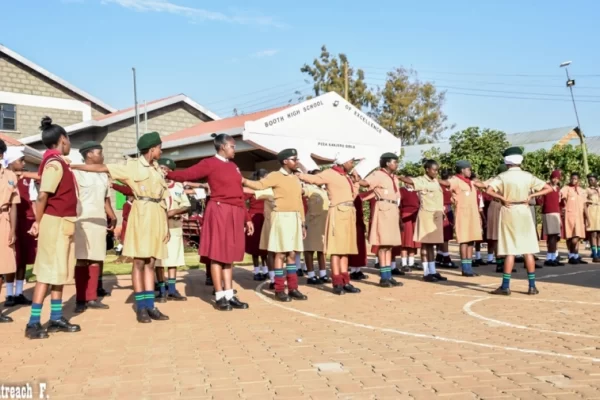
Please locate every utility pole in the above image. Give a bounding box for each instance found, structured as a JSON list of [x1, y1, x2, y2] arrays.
[[560, 61, 588, 174], [132, 67, 140, 157], [344, 61, 349, 101]]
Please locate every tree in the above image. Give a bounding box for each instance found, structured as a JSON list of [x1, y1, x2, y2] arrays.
[[372, 68, 454, 145], [522, 144, 600, 184], [300, 45, 377, 110]]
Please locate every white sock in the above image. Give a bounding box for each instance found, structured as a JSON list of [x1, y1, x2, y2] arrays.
[[350, 267, 357, 273], [6, 282, 14, 297], [261, 265, 268, 274], [225, 289, 234, 301], [253, 267, 260, 274], [423, 262, 430, 276], [475, 251, 481, 259], [487, 253, 494, 262], [295, 253, 301, 269], [401, 257, 407, 266], [568, 253, 573, 258], [428, 261, 437, 274], [307, 271, 315, 278], [546, 252, 553, 260], [554, 252, 559, 259], [408, 256, 415, 266], [375, 256, 379, 264], [319, 269, 327, 278], [391, 261, 397, 270], [550, 253, 556, 261], [268, 271, 275, 281], [443, 252, 449, 257], [16, 280, 24, 295], [215, 291, 226, 300]]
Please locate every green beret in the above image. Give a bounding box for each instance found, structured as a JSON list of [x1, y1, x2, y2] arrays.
[[456, 160, 471, 169], [503, 146, 524, 157], [380, 152, 399, 160], [137, 132, 162, 151], [497, 164, 508, 174], [158, 158, 176, 170], [79, 141, 102, 155], [278, 148, 297, 162]]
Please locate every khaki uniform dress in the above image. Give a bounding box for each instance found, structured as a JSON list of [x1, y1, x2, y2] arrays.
[[74, 170, 109, 261], [156, 182, 191, 267], [107, 158, 169, 259], [411, 175, 444, 244], [302, 184, 329, 252], [560, 185, 586, 239], [449, 176, 482, 243], [365, 170, 401, 247], [257, 189, 275, 251], [34, 159, 77, 285], [245, 169, 305, 253], [483, 178, 502, 241], [0, 167, 20, 274], [488, 167, 546, 255], [586, 187, 600, 232], [300, 169, 358, 256]]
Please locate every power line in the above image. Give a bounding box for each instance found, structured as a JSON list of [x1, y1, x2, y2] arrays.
[[204, 80, 305, 107], [362, 66, 600, 78], [211, 85, 312, 114], [217, 87, 313, 116], [444, 91, 600, 103]]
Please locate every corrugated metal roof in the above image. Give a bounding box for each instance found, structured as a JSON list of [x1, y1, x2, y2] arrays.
[[505, 126, 575, 145]]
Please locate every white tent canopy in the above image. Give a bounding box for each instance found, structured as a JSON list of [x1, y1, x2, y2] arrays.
[[243, 92, 400, 177]]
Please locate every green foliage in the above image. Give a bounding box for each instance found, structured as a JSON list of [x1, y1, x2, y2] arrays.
[[522, 144, 600, 184]]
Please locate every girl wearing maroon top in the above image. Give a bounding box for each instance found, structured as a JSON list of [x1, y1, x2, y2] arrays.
[[436, 169, 456, 268], [245, 169, 268, 280], [399, 185, 421, 270], [538, 170, 563, 266], [167, 134, 253, 312]]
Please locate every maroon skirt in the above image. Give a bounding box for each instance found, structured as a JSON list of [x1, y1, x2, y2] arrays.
[[348, 221, 367, 267], [120, 220, 128, 245], [401, 211, 421, 249], [245, 213, 267, 257], [16, 218, 37, 266], [200, 201, 246, 264], [443, 206, 454, 242]]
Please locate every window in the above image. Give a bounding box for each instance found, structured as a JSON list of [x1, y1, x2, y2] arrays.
[[0, 104, 16, 131]]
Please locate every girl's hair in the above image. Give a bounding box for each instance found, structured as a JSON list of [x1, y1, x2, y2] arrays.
[[40, 116, 67, 149], [0, 139, 6, 155], [440, 168, 451, 180], [252, 168, 268, 180], [422, 159, 438, 170], [211, 133, 233, 151]]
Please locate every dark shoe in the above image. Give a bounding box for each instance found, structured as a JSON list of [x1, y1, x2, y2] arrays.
[[155, 292, 167, 304], [432, 273, 448, 281], [495, 265, 503, 273], [593, 257, 600, 263], [253, 273, 264, 281], [379, 279, 394, 288], [442, 256, 458, 268], [343, 284, 361, 293], [260, 273, 269, 281], [86, 300, 109, 309], [544, 260, 558, 267], [288, 289, 307, 300], [356, 271, 367, 280], [25, 323, 49, 339], [147, 307, 169, 320], [306, 277, 321, 285], [491, 287, 511, 296], [423, 275, 438, 283], [333, 285, 345, 295], [154, 282, 160, 292], [136, 308, 152, 323], [528, 287, 539, 295], [374, 262, 380, 269], [229, 296, 249, 309], [275, 291, 291, 302], [462, 271, 480, 277], [391, 267, 405, 276], [389, 277, 403, 287], [435, 253, 443, 264], [296, 269, 304, 277], [568, 257, 579, 265], [215, 297, 232, 311], [14, 294, 32, 305], [554, 259, 565, 266], [97, 287, 111, 297], [401, 266, 411, 273], [167, 291, 187, 301], [4, 296, 16, 307], [74, 302, 86, 314], [205, 276, 213, 286], [577, 257, 588, 264], [269, 282, 275, 290], [47, 317, 81, 333], [319, 275, 331, 283], [515, 256, 524, 263], [536, 263, 544, 269], [0, 313, 13, 323], [349, 272, 360, 280], [473, 259, 483, 267]]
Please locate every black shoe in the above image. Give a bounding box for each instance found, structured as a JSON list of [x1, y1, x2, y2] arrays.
[[490, 287, 511, 296], [296, 269, 304, 277], [379, 279, 394, 288], [473, 259, 483, 267], [215, 297, 232, 311], [343, 284, 361, 293], [461, 271, 480, 277], [432, 273, 448, 281], [435, 254, 443, 264], [333, 285, 345, 295], [0, 312, 13, 323], [260, 273, 269, 281], [577, 257, 588, 264], [136, 308, 151, 323], [167, 291, 187, 301], [401, 266, 411, 273], [269, 282, 275, 290], [544, 260, 558, 267], [389, 277, 403, 287], [593, 257, 600, 263], [495, 266, 503, 273], [391, 267, 405, 276], [14, 294, 32, 305], [423, 275, 438, 282], [47, 317, 81, 333], [74, 302, 86, 314], [154, 282, 160, 292], [275, 291, 291, 302], [97, 287, 111, 297], [307, 277, 321, 285], [147, 307, 169, 320], [86, 300, 109, 309], [25, 323, 49, 339], [254, 273, 264, 281], [374, 262, 380, 269], [568, 257, 580, 265], [229, 296, 249, 309], [319, 275, 331, 283], [528, 287, 539, 295], [356, 271, 367, 280], [155, 292, 167, 303], [4, 296, 16, 307], [535, 263, 544, 269], [288, 289, 307, 300], [349, 272, 360, 280], [205, 276, 213, 286]]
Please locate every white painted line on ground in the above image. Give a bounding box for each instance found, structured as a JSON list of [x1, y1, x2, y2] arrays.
[[463, 297, 600, 339], [254, 282, 600, 363]]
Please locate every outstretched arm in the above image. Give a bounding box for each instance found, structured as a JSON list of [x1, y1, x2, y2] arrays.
[[397, 175, 414, 186], [71, 164, 110, 173]]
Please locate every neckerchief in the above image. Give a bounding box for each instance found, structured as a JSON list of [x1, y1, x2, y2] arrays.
[[331, 165, 355, 196], [568, 183, 579, 194], [454, 173, 473, 189], [380, 168, 398, 193]]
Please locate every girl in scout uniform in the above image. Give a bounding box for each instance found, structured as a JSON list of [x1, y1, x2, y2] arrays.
[[71, 131, 171, 323], [155, 158, 191, 302], [0, 139, 20, 323], [585, 173, 600, 263], [560, 172, 588, 265], [25, 117, 81, 339]]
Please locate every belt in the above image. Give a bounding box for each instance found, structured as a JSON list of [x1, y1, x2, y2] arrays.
[[378, 199, 397, 205], [136, 196, 162, 203], [330, 201, 354, 208]]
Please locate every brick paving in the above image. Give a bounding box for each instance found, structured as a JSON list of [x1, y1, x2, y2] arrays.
[[2, 248, 600, 399]]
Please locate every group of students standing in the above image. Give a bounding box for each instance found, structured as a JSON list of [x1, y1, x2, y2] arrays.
[[0, 115, 594, 339]]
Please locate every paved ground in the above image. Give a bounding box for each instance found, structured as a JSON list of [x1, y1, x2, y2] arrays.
[[2, 248, 600, 400]]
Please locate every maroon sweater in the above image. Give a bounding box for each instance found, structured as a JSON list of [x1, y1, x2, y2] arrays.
[[400, 187, 420, 215], [39, 155, 77, 218], [537, 186, 561, 214], [17, 178, 36, 220]]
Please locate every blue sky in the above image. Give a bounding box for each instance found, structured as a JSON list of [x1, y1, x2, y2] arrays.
[[3, 0, 599, 139]]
